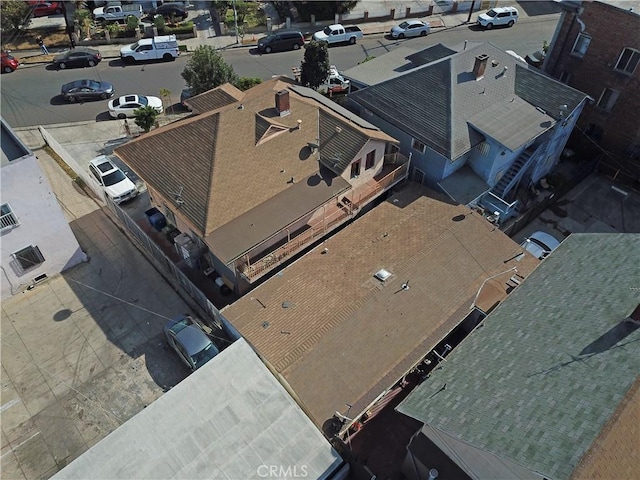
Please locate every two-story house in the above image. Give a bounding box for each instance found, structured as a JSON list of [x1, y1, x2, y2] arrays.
[[347, 42, 590, 222], [544, 0, 640, 181], [114, 77, 407, 295], [1, 118, 86, 299]]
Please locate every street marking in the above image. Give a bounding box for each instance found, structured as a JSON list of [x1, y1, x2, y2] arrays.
[[0, 398, 20, 413]]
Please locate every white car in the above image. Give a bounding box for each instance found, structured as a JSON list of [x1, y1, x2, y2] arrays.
[[390, 20, 430, 39], [477, 6, 519, 29], [108, 94, 163, 119], [520, 231, 561, 260], [88, 155, 138, 204]]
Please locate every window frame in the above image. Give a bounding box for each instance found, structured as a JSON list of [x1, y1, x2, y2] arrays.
[[13, 245, 45, 271], [350, 160, 361, 179], [1, 203, 19, 231], [614, 47, 640, 75], [411, 138, 426, 154], [365, 150, 375, 170], [571, 32, 591, 57], [596, 88, 620, 111]]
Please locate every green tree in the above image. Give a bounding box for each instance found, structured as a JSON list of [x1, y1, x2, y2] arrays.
[[126, 15, 139, 32], [0, 0, 32, 39], [212, 1, 230, 21], [181, 45, 238, 95], [300, 40, 330, 89], [233, 77, 262, 91], [154, 14, 166, 32], [235, 0, 249, 25], [134, 106, 160, 133]]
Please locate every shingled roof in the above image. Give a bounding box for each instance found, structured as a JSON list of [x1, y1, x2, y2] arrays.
[[115, 78, 396, 237], [397, 234, 640, 480], [350, 42, 589, 160], [221, 183, 539, 427]]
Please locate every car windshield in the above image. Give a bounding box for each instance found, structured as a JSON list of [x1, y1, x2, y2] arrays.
[[323, 26, 332, 35], [264, 33, 277, 41], [528, 237, 552, 252], [102, 169, 126, 186], [88, 80, 101, 89], [192, 342, 218, 369], [399, 21, 410, 29], [138, 96, 148, 106], [486, 9, 497, 17]]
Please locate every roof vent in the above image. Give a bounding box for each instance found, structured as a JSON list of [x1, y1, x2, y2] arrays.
[[374, 269, 392, 282]]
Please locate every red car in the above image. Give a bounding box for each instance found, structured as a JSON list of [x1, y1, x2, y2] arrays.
[[29, 1, 63, 17], [1, 52, 19, 73]]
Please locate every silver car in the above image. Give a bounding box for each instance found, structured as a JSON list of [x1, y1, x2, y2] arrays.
[[521, 231, 561, 260], [390, 20, 430, 39], [164, 314, 220, 371]]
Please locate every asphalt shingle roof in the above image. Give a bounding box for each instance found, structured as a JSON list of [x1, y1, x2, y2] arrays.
[[397, 233, 640, 480]]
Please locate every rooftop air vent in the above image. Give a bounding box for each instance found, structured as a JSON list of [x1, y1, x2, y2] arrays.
[[374, 269, 392, 282]]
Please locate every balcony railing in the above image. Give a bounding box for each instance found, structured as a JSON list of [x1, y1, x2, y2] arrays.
[[239, 160, 409, 282]]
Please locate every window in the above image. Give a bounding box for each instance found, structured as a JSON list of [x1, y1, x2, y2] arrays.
[[13, 245, 45, 271], [597, 88, 620, 111], [571, 33, 591, 57], [350, 160, 361, 179], [584, 123, 603, 141], [559, 71, 571, 84], [365, 150, 375, 170], [412, 138, 426, 153], [614, 48, 640, 75], [1, 203, 19, 230]]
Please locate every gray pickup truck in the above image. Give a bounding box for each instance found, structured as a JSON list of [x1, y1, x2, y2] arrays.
[[93, 4, 144, 23], [312, 24, 364, 45]]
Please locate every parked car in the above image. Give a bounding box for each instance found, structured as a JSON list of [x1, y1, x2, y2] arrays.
[[120, 35, 180, 63], [180, 87, 192, 109], [390, 20, 430, 39], [88, 155, 138, 204], [257, 30, 305, 53], [477, 6, 519, 29], [108, 94, 163, 118], [154, 2, 188, 20], [521, 231, 561, 260], [164, 314, 220, 371], [29, 1, 62, 17], [92, 3, 144, 22], [312, 24, 363, 45], [51, 48, 102, 69], [61, 79, 114, 102], [1, 52, 19, 73]]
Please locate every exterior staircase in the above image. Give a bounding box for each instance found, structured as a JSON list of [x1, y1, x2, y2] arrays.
[[491, 149, 535, 199]]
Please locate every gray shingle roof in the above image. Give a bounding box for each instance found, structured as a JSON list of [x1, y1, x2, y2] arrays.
[[397, 233, 640, 480], [405, 43, 457, 66], [319, 110, 370, 174], [350, 43, 589, 160]]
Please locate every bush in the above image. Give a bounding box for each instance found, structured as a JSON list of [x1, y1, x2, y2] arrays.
[[162, 22, 194, 35], [105, 22, 120, 36], [154, 15, 166, 32], [126, 15, 139, 32]]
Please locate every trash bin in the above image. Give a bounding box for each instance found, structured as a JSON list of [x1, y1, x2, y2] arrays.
[[145, 207, 167, 231]]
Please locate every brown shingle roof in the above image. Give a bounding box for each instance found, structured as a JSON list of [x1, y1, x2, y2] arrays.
[[115, 78, 397, 237], [185, 83, 244, 115], [222, 183, 539, 427]]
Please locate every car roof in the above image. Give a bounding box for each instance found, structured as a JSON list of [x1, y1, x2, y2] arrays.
[[405, 20, 425, 25], [176, 325, 211, 356], [89, 156, 116, 172], [119, 94, 140, 103], [528, 231, 560, 249], [490, 6, 518, 12]]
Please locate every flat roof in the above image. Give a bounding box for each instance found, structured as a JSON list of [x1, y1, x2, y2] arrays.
[[53, 339, 344, 480], [222, 183, 539, 427]]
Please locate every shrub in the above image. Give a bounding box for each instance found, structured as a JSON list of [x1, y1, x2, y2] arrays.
[[126, 15, 139, 32], [154, 15, 166, 32]]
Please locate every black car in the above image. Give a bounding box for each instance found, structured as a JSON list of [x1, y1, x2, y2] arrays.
[[52, 48, 102, 69], [154, 3, 188, 20], [257, 30, 305, 53], [61, 79, 114, 102]]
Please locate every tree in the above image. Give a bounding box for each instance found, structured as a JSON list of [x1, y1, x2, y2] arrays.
[[233, 77, 262, 91], [134, 106, 160, 133], [0, 1, 32, 40], [300, 40, 330, 89], [159, 88, 173, 114], [212, 1, 230, 21], [181, 45, 238, 95]]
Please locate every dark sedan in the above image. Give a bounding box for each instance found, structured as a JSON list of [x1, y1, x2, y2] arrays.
[[52, 48, 102, 70], [61, 79, 114, 102], [154, 3, 188, 20]]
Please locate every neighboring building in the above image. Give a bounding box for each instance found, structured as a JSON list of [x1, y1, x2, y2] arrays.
[[53, 338, 349, 479], [222, 183, 539, 433], [347, 42, 590, 223], [545, 1, 640, 180], [115, 78, 407, 295], [397, 234, 640, 480], [0, 118, 86, 299]]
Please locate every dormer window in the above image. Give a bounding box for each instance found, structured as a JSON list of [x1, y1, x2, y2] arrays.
[[614, 48, 640, 75]]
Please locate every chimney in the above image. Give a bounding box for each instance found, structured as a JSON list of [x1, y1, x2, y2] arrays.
[[473, 54, 489, 80], [275, 90, 290, 116]]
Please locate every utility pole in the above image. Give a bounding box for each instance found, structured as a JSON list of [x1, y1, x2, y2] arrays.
[[467, 1, 476, 24], [232, 0, 239, 45]]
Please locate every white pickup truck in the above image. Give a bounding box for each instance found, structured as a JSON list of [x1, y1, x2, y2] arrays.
[[312, 24, 364, 45], [319, 66, 350, 94], [93, 4, 144, 23]]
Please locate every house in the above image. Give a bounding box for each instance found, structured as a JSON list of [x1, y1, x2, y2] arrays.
[[544, 0, 640, 181], [53, 338, 349, 479], [0, 117, 86, 299], [347, 42, 591, 223], [396, 234, 640, 480], [221, 183, 539, 433], [114, 77, 407, 295]]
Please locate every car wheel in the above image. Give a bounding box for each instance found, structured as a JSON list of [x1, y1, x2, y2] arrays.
[[58, 62, 66, 69], [88, 60, 96, 67], [398, 33, 405, 39], [508, 20, 514, 27], [100, 93, 108, 100], [163, 53, 173, 62], [3, 66, 13, 73], [349, 36, 356, 45], [117, 113, 126, 119], [420, 30, 427, 36], [486, 23, 493, 29], [67, 96, 76, 103], [265, 46, 272, 54], [292, 43, 300, 50]]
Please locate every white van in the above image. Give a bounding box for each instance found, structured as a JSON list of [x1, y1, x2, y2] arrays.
[[120, 35, 180, 63]]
